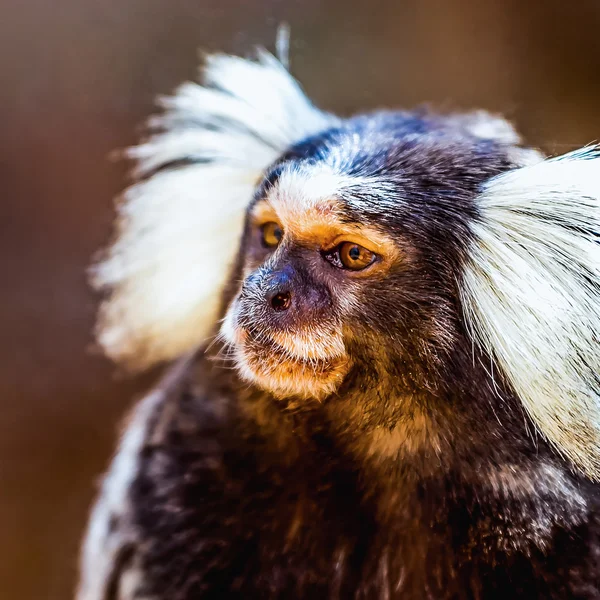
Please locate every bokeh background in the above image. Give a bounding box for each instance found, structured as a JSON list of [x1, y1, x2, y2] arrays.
[[2, 1, 600, 598]]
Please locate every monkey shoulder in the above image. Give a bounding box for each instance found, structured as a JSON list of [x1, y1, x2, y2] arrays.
[[115, 357, 367, 598], [435, 466, 600, 599], [78, 356, 600, 600], [77, 356, 257, 600]]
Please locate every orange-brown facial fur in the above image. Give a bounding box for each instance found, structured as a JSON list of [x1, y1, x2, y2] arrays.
[[221, 163, 398, 401]]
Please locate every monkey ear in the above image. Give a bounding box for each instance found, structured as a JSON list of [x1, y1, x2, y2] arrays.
[[91, 50, 338, 370], [461, 146, 600, 480]]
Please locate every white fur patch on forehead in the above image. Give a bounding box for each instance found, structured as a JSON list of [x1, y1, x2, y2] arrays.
[[270, 162, 357, 213], [92, 49, 339, 370], [255, 162, 400, 265], [266, 162, 394, 227], [461, 146, 600, 481]]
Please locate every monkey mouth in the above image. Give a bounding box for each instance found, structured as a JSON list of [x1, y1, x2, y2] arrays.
[[232, 327, 350, 400], [250, 331, 343, 369], [219, 305, 350, 399]]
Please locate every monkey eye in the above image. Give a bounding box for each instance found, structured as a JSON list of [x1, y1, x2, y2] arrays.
[[324, 242, 377, 271], [260, 222, 283, 248]]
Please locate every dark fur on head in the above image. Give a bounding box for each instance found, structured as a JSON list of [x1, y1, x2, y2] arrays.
[[218, 111, 558, 472], [79, 50, 600, 600], [223, 113, 508, 399]]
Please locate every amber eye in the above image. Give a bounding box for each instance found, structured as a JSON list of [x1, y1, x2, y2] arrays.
[[325, 242, 377, 271], [260, 222, 283, 248]]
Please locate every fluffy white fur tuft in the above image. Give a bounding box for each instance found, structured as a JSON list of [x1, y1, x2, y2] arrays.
[[461, 146, 600, 480], [92, 50, 338, 369]]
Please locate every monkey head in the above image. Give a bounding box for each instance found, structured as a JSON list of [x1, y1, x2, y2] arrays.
[[220, 115, 529, 401], [92, 50, 600, 480]]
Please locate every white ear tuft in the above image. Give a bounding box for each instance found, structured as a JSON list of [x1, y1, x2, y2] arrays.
[[461, 146, 600, 480], [92, 50, 338, 370]]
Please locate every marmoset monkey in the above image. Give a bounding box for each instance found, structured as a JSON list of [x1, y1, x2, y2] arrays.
[[77, 46, 600, 599]]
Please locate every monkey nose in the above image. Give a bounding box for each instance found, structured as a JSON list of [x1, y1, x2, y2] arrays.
[[269, 290, 292, 312]]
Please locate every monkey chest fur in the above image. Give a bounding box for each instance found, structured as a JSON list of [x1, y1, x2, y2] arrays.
[[121, 380, 599, 600]]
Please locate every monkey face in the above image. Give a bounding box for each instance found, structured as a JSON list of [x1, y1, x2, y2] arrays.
[[220, 167, 395, 401], [221, 114, 518, 401]]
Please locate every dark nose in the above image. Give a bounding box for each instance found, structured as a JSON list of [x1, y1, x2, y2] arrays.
[[265, 269, 293, 312]]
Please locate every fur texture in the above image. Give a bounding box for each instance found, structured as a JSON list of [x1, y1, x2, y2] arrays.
[[77, 356, 194, 600], [77, 388, 160, 600], [461, 147, 600, 480], [80, 48, 600, 599]]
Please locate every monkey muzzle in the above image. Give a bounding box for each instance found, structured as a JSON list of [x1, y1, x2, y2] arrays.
[[221, 263, 350, 400]]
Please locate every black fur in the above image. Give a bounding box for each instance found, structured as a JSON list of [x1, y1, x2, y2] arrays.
[[104, 111, 600, 599], [124, 353, 600, 599]]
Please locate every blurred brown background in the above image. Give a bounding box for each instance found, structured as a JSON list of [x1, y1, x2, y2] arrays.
[[1, 0, 600, 598]]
